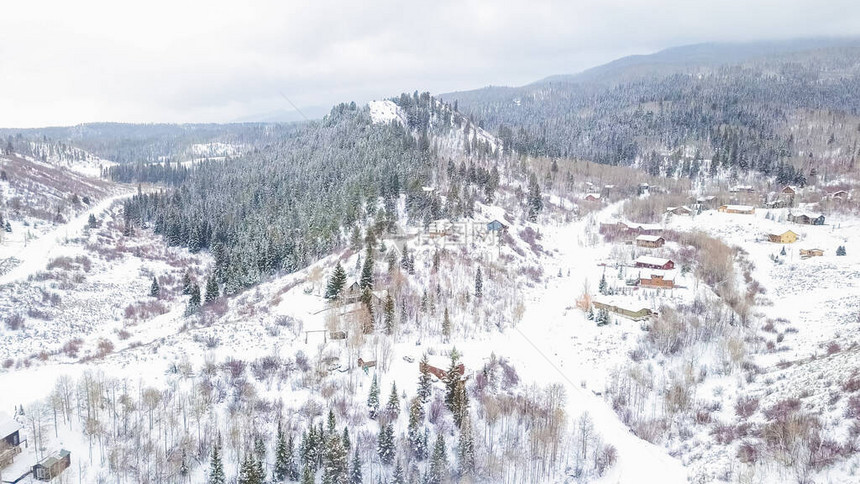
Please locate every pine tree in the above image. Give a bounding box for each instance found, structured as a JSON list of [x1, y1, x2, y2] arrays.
[[384, 293, 395, 335], [457, 415, 475, 478], [341, 427, 351, 454], [400, 244, 411, 271], [392, 459, 405, 484], [527, 173, 543, 221], [180, 448, 189, 479], [182, 270, 193, 295], [368, 374, 380, 419], [780, 246, 786, 256], [349, 449, 363, 484], [205, 276, 219, 302], [327, 409, 337, 435], [598, 271, 607, 295], [360, 246, 374, 290], [301, 465, 314, 484], [239, 450, 262, 484], [150, 276, 160, 298], [274, 422, 291, 482], [474, 268, 483, 298], [441, 307, 451, 340], [837, 245, 847, 256], [87, 213, 98, 228], [189, 283, 201, 309], [417, 354, 432, 404], [428, 433, 448, 484], [208, 435, 226, 484], [377, 422, 395, 465], [444, 349, 462, 412], [325, 262, 347, 300], [322, 432, 348, 484], [255, 435, 267, 481], [386, 382, 401, 419], [408, 397, 427, 461], [360, 287, 375, 333]]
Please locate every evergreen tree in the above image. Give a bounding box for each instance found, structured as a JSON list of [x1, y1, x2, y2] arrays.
[[341, 427, 351, 454], [255, 435, 267, 480], [87, 213, 98, 228], [208, 434, 226, 484], [400, 244, 411, 271], [327, 409, 337, 435], [180, 448, 189, 479], [428, 433, 448, 484], [598, 271, 607, 295], [150, 276, 160, 298], [349, 449, 363, 484], [407, 397, 427, 461], [386, 382, 401, 419], [360, 246, 374, 290], [443, 349, 462, 412], [441, 307, 451, 340], [384, 293, 395, 335], [182, 270, 193, 295], [239, 451, 262, 484], [367, 374, 380, 419], [322, 431, 348, 484], [474, 267, 483, 298], [780, 246, 787, 256], [417, 355, 432, 404], [205, 276, 220, 302], [301, 465, 314, 484], [392, 459, 405, 484], [527, 173, 543, 221], [837, 245, 847, 256], [377, 422, 395, 465], [274, 422, 292, 482], [360, 287, 375, 333], [187, 283, 201, 313], [325, 262, 347, 300], [457, 415, 475, 478]]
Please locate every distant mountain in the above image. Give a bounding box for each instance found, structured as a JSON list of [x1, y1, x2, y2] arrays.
[[444, 38, 860, 183]]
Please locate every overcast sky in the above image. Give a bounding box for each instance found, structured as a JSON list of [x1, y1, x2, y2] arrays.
[[2, 0, 860, 127]]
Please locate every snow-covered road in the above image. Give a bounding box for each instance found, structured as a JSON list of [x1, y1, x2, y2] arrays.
[[0, 191, 135, 286]]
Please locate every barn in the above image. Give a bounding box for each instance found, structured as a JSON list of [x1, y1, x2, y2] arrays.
[[767, 230, 798, 244], [718, 205, 755, 214], [634, 256, 675, 270], [635, 235, 665, 248]]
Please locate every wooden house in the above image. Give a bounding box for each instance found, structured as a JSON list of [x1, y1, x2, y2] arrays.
[[635, 235, 665, 248], [788, 212, 825, 225], [0, 416, 22, 469], [800, 248, 824, 259], [696, 195, 717, 208], [828, 189, 849, 201], [592, 299, 655, 321], [32, 449, 71, 481], [730, 185, 755, 193], [765, 199, 787, 209], [633, 256, 675, 270], [767, 230, 798, 244], [631, 223, 662, 235], [357, 358, 377, 370], [782, 186, 798, 196], [718, 204, 755, 214], [420, 358, 465, 380], [639, 271, 676, 289], [666, 206, 692, 216], [584, 193, 602, 202]]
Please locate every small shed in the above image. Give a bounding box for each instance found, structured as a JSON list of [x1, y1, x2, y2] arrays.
[[486, 220, 508, 232], [800, 248, 824, 259], [782, 186, 798, 196], [635, 235, 665, 248], [634, 256, 675, 270], [666, 206, 692, 216], [584, 193, 602, 202], [33, 449, 71, 481], [768, 230, 798, 244]]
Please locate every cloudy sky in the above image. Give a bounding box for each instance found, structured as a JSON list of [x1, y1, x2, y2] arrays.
[[2, 0, 860, 127]]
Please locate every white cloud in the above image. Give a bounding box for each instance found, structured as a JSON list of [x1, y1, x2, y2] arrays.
[[1, 0, 859, 127]]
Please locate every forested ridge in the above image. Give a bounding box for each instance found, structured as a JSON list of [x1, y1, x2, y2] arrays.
[[447, 40, 860, 182], [120, 98, 485, 293]]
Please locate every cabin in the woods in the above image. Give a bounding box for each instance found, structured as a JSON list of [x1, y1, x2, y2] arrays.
[[0, 416, 22, 469], [666, 206, 692, 216], [638, 183, 650, 195], [32, 449, 71, 481], [696, 195, 717, 208], [592, 299, 655, 321], [782, 186, 798, 196], [765, 199, 787, 209], [420, 357, 465, 380], [486, 220, 508, 233], [788, 212, 825, 225], [634, 256, 675, 270], [635, 235, 665, 248], [630, 223, 662, 235], [357, 358, 377, 370], [639, 270, 676, 289], [768, 230, 798, 244], [584, 193, 602, 202], [718, 204, 755, 214], [800, 248, 824, 259]]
